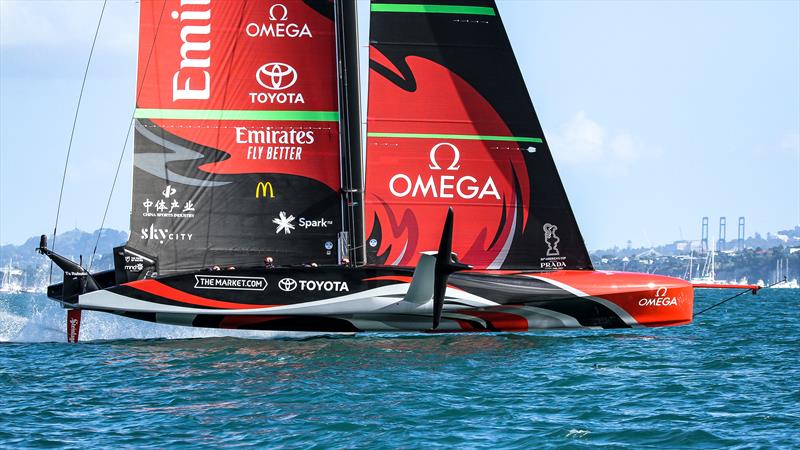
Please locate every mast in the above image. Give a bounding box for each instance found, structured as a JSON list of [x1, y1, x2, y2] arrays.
[[334, 0, 366, 265]]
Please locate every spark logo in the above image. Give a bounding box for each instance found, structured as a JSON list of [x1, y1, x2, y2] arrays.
[[272, 211, 295, 235]]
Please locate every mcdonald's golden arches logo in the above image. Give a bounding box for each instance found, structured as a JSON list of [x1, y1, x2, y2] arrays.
[[255, 181, 275, 199]]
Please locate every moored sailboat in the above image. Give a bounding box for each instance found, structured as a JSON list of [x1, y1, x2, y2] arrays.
[[38, 0, 756, 342]]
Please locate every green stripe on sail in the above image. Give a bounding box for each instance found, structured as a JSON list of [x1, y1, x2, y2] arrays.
[[134, 109, 339, 122], [370, 3, 496, 16], [368, 132, 542, 143]]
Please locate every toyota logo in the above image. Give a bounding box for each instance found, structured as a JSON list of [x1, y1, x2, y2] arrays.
[[278, 278, 297, 292], [256, 62, 298, 91]]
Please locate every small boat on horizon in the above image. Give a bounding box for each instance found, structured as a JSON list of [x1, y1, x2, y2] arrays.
[[0, 259, 23, 294]]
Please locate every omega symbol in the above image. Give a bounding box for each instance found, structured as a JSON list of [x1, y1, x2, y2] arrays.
[[269, 3, 288, 21], [429, 142, 461, 171]]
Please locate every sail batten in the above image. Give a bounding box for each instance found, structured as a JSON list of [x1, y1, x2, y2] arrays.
[[371, 4, 496, 16], [367, 132, 542, 143], [134, 109, 340, 121]]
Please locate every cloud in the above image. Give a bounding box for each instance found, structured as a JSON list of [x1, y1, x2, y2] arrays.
[[547, 111, 644, 175]]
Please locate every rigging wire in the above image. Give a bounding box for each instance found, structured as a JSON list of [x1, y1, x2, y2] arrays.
[[88, 0, 170, 272], [694, 278, 785, 317], [49, 0, 108, 283]]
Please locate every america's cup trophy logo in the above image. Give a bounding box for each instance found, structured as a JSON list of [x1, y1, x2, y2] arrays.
[[543, 223, 560, 256]]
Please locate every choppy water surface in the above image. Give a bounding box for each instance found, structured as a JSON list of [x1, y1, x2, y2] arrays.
[[1, 290, 798, 448]]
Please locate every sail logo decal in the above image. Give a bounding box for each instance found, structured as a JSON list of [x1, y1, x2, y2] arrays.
[[278, 278, 297, 291], [273, 211, 296, 234], [638, 287, 679, 307], [123, 255, 146, 273], [142, 185, 196, 219], [251, 63, 304, 104], [544, 223, 560, 256], [269, 3, 288, 21], [140, 224, 193, 244], [162, 185, 176, 198], [237, 126, 311, 161], [272, 212, 333, 234], [245, 3, 313, 39], [256, 63, 298, 90], [255, 181, 276, 199], [540, 223, 566, 269], [195, 275, 268, 291], [171, 0, 211, 101], [278, 278, 349, 292], [389, 143, 500, 200]]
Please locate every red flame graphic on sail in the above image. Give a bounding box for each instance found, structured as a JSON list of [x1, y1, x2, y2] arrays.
[[365, 48, 530, 268]]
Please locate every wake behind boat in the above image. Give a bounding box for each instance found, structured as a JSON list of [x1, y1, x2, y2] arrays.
[[38, 0, 757, 342]]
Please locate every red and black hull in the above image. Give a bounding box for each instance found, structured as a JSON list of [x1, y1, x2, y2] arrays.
[[58, 267, 694, 333]]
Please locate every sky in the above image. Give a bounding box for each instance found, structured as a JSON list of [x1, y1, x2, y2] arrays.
[[1, 0, 798, 250]]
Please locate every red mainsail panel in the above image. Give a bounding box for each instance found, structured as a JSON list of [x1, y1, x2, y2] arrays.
[[128, 0, 342, 273], [365, 0, 592, 271]]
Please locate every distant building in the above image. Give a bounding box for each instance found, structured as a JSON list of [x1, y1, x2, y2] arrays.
[[674, 240, 690, 252]]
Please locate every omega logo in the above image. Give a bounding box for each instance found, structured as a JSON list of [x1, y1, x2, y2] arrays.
[[389, 142, 500, 200], [269, 4, 288, 21]]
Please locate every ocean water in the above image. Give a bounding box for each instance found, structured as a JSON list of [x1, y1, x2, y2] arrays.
[[1, 290, 798, 448]]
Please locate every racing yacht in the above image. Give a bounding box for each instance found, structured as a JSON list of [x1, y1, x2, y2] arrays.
[[38, 0, 755, 342]]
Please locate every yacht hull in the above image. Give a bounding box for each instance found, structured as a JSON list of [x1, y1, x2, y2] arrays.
[[66, 267, 694, 332]]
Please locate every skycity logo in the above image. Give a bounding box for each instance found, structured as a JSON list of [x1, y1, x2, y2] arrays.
[[140, 225, 193, 244], [251, 63, 304, 104], [389, 143, 500, 200], [245, 3, 313, 39], [171, 0, 211, 101]]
